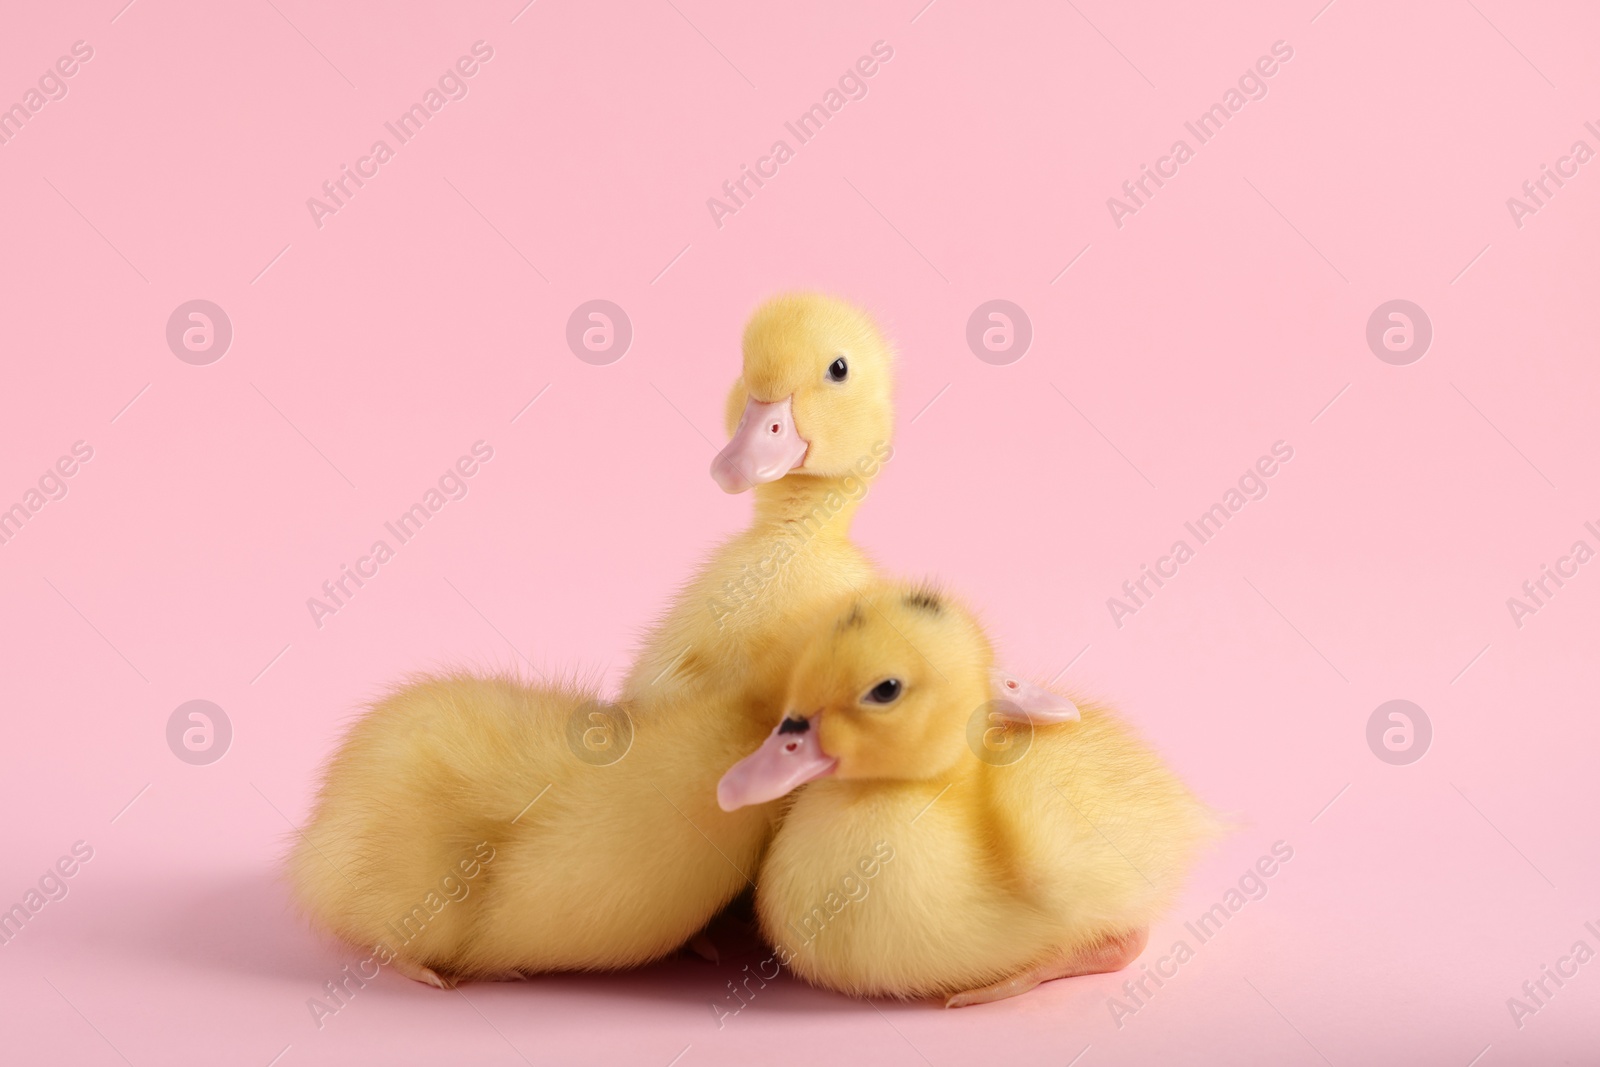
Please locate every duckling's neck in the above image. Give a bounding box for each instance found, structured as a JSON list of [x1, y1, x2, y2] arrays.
[[822, 760, 984, 809], [751, 473, 869, 539]]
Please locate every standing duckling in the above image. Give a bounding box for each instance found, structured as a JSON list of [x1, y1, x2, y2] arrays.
[[720, 581, 1217, 1007], [619, 292, 895, 709]]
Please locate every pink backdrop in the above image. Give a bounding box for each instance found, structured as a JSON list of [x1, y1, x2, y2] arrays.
[[2, 1, 1597, 1063]]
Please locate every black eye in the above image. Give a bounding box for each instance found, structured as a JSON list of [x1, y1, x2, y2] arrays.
[[863, 678, 901, 704], [827, 357, 848, 382]]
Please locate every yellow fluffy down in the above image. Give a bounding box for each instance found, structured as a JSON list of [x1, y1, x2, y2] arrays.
[[287, 673, 776, 975], [753, 584, 1220, 1000]]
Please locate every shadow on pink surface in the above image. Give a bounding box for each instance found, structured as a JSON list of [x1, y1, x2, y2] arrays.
[[75, 871, 901, 1013]]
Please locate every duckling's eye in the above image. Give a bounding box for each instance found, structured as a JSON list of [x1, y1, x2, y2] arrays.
[[827, 357, 848, 382], [862, 678, 902, 704]]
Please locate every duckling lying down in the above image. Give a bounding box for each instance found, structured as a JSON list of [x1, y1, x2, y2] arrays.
[[720, 582, 1217, 1007]]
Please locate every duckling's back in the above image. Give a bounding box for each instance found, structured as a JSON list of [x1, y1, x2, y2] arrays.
[[287, 673, 583, 972], [1002, 702, 1219, 932]]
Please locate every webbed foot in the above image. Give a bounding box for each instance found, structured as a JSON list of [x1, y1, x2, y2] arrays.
[[945, 927, 1148, 1008]]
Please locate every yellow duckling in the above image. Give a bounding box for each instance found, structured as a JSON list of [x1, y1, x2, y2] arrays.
[[288, 294, 901, 985], [720, 581, 1218, 1007], [619, 291, 895, 707]]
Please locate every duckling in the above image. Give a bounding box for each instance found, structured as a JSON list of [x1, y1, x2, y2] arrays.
[[619, 292, 895, 709], [287, 673, 778, 983], [289, 295, 901, 982], [719, 581, 1218, 1007]]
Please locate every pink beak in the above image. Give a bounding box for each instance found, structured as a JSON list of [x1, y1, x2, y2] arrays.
[[717, 716, 837, 811], [710, 396, 809, 494], [990, 668, 1081, 724]]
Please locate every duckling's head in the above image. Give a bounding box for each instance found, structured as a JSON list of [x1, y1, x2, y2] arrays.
[[710, 293, 894, 493], [718, 582, 1078, 810]]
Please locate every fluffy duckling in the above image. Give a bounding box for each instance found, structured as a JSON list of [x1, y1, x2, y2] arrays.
[[720, 581, 1217, 1007], [288, 673, 778, 984], [289, 295, 902, 984], [619, 292, 895, 708]]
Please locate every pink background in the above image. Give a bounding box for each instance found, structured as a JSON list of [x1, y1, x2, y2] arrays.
[[2, 0, 1597, 1063]]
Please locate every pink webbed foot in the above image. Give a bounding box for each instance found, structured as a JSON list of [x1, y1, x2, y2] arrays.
[[390, 955, 457, 989], [687, 931, 721, 964], [944, 927, 1149, 1008]]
